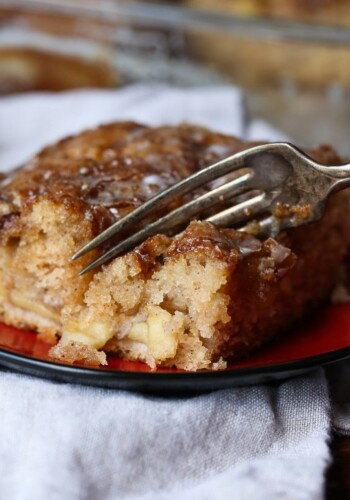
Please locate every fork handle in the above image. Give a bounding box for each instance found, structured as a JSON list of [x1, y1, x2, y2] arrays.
[[316, 163, 350, 192], [317, 163, 350, 179]]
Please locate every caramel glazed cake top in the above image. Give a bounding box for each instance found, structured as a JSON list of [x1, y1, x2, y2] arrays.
[[0, 121, 341, 231], [0, 121, 348, 370]]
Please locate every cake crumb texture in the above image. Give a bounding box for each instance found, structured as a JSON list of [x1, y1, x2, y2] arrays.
[[0, 122, 348, 370]]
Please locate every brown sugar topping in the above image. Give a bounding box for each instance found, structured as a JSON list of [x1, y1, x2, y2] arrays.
[[0, 122, 343, 246]]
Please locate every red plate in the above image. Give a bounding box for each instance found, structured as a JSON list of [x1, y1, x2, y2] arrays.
[[0, 303, 349, 393]]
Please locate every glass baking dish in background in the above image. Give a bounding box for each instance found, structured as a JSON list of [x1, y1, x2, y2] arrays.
[[1, 0, 350, 155]]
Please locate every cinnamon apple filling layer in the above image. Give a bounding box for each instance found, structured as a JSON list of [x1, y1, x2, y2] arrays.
[[0, 122, 349, 370]]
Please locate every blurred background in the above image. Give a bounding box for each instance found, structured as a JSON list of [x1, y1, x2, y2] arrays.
[[1, 0, 350, 154]]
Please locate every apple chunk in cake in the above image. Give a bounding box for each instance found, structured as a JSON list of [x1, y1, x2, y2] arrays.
[[0, 122, 349, 370]]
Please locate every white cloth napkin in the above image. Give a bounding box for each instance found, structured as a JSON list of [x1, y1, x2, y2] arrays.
[[0, 84, 345, 500], [0, 84, 243, 170]]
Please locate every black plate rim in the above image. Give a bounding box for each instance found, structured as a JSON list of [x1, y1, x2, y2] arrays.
[[0, 344, 349, 391]]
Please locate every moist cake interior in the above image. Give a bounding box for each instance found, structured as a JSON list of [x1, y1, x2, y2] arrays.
[[0, 122, 349, 370]]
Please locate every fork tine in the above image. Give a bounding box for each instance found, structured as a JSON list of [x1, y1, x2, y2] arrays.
[[128, 171, 253, 234], [238, 215, 277, 238], [79, 189, 277, 275], [238, 214, 290, 238], [72, 144, 266, 261], [207, 191, 277, 227], [78, 173, 252, 275], [119, 171, 253, 236]]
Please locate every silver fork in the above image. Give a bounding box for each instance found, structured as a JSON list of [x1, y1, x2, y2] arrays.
[[72, 142, 350, 275]]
